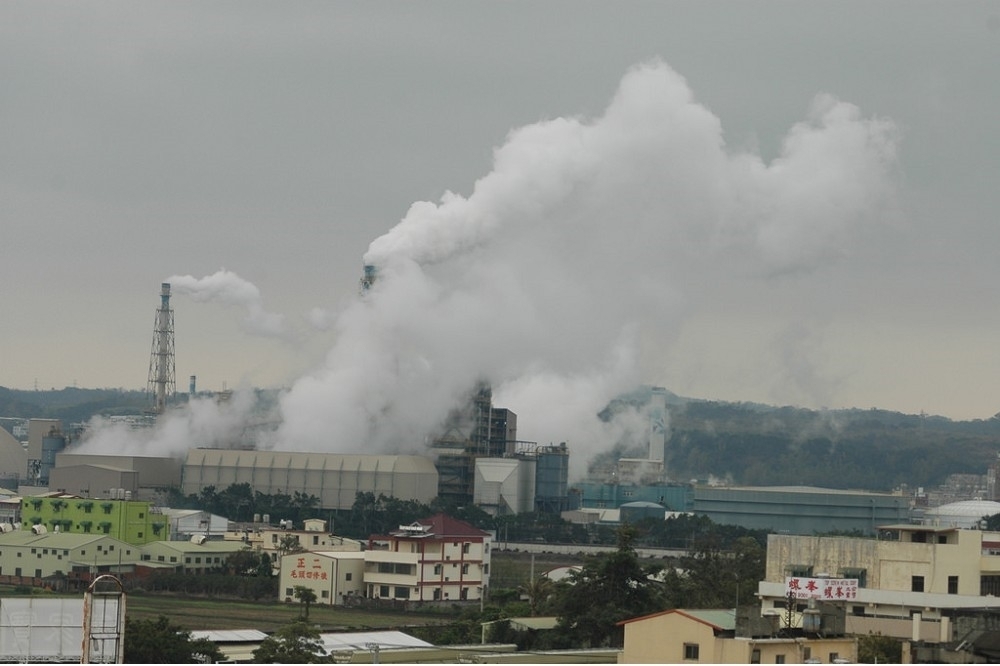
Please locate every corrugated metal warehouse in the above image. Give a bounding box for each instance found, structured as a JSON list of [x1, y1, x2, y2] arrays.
[[181, 449, 439, 510]]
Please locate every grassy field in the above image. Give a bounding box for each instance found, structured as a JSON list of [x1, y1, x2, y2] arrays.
[[125, 593, 453, 633]]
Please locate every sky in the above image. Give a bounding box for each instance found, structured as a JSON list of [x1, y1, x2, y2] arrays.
[[3, 2, 1000, 464]]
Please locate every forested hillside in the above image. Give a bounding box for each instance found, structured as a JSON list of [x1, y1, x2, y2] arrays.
[[664, 401, 1000, 491], [0, 386, 150, 424]]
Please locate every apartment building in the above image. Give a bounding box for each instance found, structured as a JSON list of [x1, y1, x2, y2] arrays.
[[365, 513, 491, 603]]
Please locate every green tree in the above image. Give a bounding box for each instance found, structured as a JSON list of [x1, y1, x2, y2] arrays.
[[123, 615, 223, 664], [857, 632, 902, 663], [519, 577, 554, 616], [293, 584, 318, 620], [549, 526, 666, 648], [252, 619, 328, 663]]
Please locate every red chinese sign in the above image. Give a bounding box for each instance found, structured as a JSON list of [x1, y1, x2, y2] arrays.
[[289, 556, 328, 581], [784, 577, 858, 600]]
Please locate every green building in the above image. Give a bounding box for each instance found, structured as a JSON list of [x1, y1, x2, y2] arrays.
[[20, 496, 168, 545]]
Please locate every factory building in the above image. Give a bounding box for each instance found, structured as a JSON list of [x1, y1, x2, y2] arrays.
[[19, 495, 168, 545], [181, 449, 439, 511], [693, 485, 912, 535], [49, 453, 183, 502]]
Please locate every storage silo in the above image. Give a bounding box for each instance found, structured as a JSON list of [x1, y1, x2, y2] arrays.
[[534, 443, 569, 513], [39, 429, 67, 485]]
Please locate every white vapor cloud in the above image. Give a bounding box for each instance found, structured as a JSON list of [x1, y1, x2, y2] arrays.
[[273, 60, 899, 474], [167, 269, 289, 339], [73, 389, 260, 457]]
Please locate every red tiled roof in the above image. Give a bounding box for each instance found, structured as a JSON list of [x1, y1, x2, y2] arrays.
[[413, 513, 490, 538]]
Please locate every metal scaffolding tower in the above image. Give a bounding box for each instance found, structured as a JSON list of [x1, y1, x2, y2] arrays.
[[146, 282, 176, 414]]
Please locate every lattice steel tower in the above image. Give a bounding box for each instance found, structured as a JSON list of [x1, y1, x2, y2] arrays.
[[147, 282, 176, 414]]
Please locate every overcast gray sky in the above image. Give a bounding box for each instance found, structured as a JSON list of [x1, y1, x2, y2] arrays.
[[3, 1, 1000, 441]]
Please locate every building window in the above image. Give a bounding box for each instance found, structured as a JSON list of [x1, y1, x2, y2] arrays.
[[434, 564, 442, 575], [462, 564, 469, 575], [683, 643, 699, 660], [170, 556, 177, 563], [852, 605, 865, 616], [345, 572, 352, 581], [829, 654, 839, 663], [803, 647, 811, 661], [948, 575, 959, 594], [839, 567, 867, 588], [286, 588, 293, 597], [313, 536, 319, 545], [460, 587, 469, 600], [138, 513, 144, 519], [775, 656, 786, 664], [137, 532, 143, 539], [393, 586, 410, 599], [157, 556, 164, 562], [379, 585, 389, 598], [981, 575, 1000, 596], [462, 543, 470, 554], [321, 590, 329, 598], [483, 563, 489, 574], [785, 564, 813, 577], [912, 576, 925, 592]]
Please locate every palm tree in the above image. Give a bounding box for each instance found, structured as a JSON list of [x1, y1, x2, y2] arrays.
[[293, 585, 318, 620], [519, 577, 554, 616]]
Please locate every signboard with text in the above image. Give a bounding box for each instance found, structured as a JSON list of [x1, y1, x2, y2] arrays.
[[784, 576, 858, 601]]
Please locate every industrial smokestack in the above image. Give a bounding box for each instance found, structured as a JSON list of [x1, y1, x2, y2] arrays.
[[649, 387, 666, 462], [147, 282, 176, 415], [360, 264, 377, 293], [190, 375, 197, 396]]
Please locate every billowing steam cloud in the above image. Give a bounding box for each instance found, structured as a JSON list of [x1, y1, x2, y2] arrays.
[[275, 60, 899, 476], [167, 269, 289, 339]]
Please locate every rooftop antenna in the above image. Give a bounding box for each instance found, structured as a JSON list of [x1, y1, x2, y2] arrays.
[[146, 282, 176, 414]]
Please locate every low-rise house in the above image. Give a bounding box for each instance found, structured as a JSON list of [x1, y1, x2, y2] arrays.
[[224, 518, 362, 569], [618, 608, 857, 664], [279, 551, 365, 606]]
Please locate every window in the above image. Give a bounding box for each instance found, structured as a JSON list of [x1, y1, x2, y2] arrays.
[[434, 564, 442, 575], [462, 564, 469, 574], [982, 575, 1000, 596], [483, 563, 489, 574], [852, 605, 865, 616], [839, 567, 867, 588], [683, 643, 699, 660], [313, 536, 319, 545], [286, 588, 293, 596], [137, 532, 143, 539], [775, 655, 785, 664], [138, 513, 144, 519], [433, 588, 441, 600], [803, 647, 811, 661], [462, 543, 470, 554], [912, 575, 925, 592], [379, 585, 390, 598], [829, 653, 839, 663], [949, 575, 959, 594], [157, 556, 164, 562], [393, 586, 410, 599], [170, 556, 177, 563], [785, 564, 813, 577], [460, 587, 468, 600], [345, 572, 352, 581], [321, 590, 329, 598]]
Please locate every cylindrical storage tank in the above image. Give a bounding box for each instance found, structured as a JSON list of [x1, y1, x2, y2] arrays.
[[620, 501, 666, 524], [40, 432, 67, 484]]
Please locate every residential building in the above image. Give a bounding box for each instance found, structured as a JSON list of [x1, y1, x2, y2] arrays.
[[278, 550, 365, 606], [618, 609, 857, 664], [223, 518, 362, 570], [20, 495, 168, 545], [757, 524, 1000, 645], [365, 514, 491, 603]]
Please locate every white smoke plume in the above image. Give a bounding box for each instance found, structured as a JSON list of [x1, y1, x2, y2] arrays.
[[73, 389, 260, 457], [167, 269, 289, 339], [275, 59, 899, 475]]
